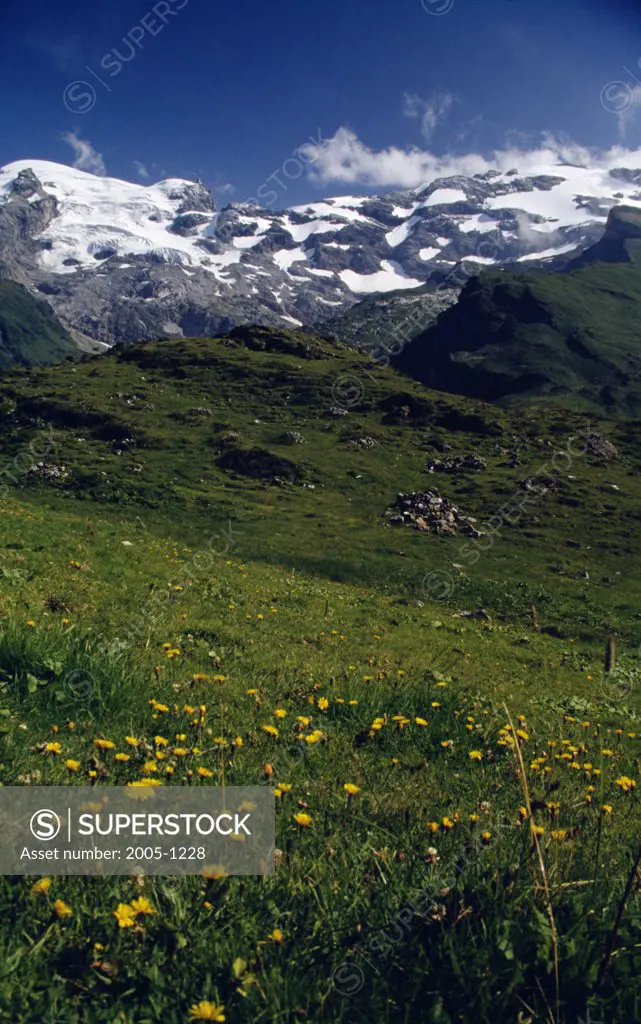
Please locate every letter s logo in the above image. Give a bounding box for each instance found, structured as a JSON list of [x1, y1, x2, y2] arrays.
[[30, 809, 61, 841]]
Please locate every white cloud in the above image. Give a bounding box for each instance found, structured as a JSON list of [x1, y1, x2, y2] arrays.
[[300, 127, 487, 189], [61, 131, 106, 176], [133, 160, 149, 179], [403, 91, 455, 141], [301, 126, 641, 191]]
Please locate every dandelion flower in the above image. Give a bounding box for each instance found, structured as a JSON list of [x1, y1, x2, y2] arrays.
[[65, 759, 80, 772], [294, 812, 313, 828], [615, 776, 636, 792], [130, 896, 155, 916], [343, 783, 361, 797], [188, 1003, 225, 1021], [31, 878, 52, 895], [53, 899, 72, 918], [114, 903, 137, 929], [262, 725, 279, 738], [469, 750, 483, 761], [201, 864, 228, 879]]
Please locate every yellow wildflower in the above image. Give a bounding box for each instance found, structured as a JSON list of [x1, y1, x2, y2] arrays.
[[188, 1003, 225, 1022], [130, 896, 155, 916], [114, 903, 137, 929], [31, 878, 52, 895]]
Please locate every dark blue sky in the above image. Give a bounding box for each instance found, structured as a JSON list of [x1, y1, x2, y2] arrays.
[[2, 0, 641, 205]]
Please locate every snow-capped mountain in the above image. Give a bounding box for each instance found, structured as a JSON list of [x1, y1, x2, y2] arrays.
[[2, 157, 641, 347]]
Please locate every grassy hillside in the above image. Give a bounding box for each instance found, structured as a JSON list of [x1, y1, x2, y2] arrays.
[[0, 326, 639, 1022], [394, 228, 641, 416], [0, 280, 77, 369], [1, 326, 641, 643]]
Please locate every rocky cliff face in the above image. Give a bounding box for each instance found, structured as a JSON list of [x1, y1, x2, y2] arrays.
[[569, 205, 641, 267]]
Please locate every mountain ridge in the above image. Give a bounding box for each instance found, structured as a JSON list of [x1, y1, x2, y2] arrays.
[[2, 156, 640, 352], [393, 206, 641, 416]]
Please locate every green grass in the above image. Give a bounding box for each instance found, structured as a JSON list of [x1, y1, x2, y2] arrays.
[[395, 240, 641, 416], [0, 328, 639, 1021], [0, 280, 77, 369]]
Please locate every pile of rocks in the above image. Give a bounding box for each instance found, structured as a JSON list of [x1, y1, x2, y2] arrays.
[[586, 433, 618, 460], [280, 431, 306, 445], [27, 462, 70, 483], [426, 453, 487, 473], [343, 436, 378, 450], [386, 490, 483, 537]]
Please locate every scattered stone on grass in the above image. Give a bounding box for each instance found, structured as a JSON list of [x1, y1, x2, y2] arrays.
[[385, 490, 483, 537]]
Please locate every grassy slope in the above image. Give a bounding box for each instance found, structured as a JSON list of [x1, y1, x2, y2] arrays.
[[0, 328, 639, 1022], [1, 329, 641, 644], [0, 280, 77, 369], [395, 241, 641, 415]]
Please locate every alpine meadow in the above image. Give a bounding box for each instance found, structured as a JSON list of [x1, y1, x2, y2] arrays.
[[1, 0, 641, 1021]]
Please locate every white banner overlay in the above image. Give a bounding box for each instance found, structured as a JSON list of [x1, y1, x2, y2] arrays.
[[0, 787, 275, 876]]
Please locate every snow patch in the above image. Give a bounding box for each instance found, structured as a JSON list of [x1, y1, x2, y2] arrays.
[[421, 188, 468, 207], [339, 260, 424, 294], [517, 242, 578, 262]]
